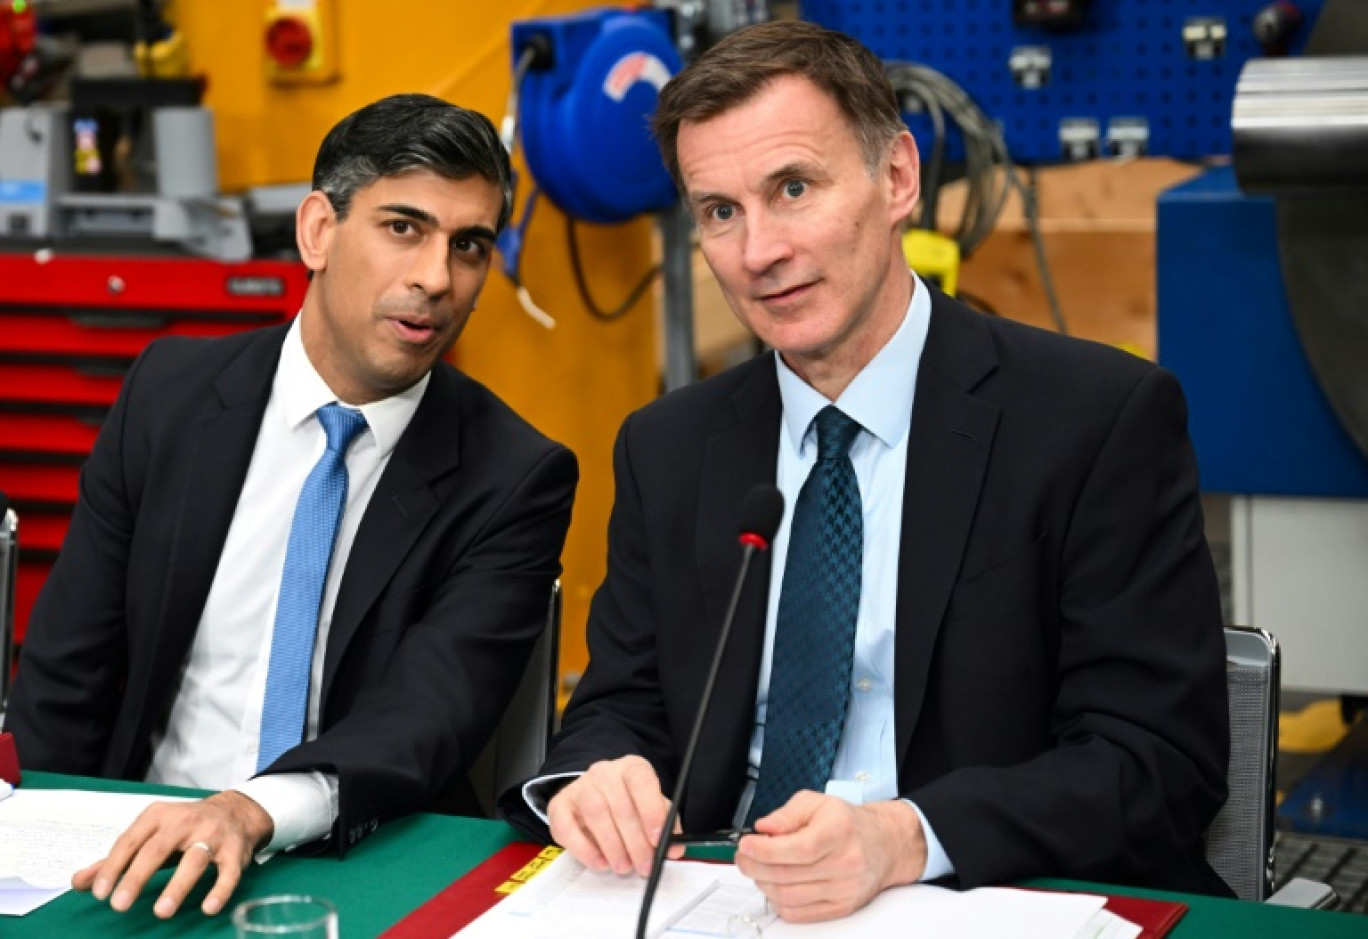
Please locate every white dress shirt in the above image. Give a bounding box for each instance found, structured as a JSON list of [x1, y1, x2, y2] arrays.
[[145, 315, 427, 852], [736, 273, 952, 879]]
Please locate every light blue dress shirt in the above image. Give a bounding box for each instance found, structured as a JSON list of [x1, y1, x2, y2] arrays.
[[736, 273, 953, 881]]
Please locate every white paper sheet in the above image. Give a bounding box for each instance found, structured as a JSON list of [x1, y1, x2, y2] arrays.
[[455, 852, 721, 939], [454, 852, 1124, 939], [0, 789, 194, 916]]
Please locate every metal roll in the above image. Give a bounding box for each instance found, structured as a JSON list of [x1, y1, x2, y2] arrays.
[[153, 106, 218, 199], [1233, 56, 1368, 195]]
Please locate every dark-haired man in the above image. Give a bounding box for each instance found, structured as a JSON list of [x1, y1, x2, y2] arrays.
[[501, 20, 1229, 923], [7, 93, 577, 918]]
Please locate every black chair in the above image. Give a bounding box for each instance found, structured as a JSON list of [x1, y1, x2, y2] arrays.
[[467, 581, 562, 817], [0, 496, 16, 720], [1206, 625, 1338, 908]]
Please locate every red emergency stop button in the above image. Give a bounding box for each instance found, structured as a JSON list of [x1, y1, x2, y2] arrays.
[[266, 16, 314, 69]]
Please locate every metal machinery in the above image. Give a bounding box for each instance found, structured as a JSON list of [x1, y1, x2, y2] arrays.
[[1158, 5, 1368, 716]]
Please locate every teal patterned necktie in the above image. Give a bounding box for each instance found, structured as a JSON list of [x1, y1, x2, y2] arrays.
[[258, 403, 367, 772], [749, 405, 863, 822]]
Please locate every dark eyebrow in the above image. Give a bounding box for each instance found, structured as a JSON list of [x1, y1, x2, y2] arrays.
[[453, 225, 497, 244], [377, 204, 496, 243], [377, 203, 439, 226]]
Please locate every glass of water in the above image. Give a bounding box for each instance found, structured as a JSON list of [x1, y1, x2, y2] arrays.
[[233, 895, 338, 938]]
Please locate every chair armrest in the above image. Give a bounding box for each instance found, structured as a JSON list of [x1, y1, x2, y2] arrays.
[[1266, 877, 1339, 910]]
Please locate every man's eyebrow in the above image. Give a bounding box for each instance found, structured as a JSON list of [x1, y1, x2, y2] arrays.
[[761, 161, 819, 187], [376, 203, 439, 226], [454, 225, 498, 243]]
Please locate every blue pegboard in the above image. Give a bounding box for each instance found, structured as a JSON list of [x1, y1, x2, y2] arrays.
[[802, 0, 1325, 162]]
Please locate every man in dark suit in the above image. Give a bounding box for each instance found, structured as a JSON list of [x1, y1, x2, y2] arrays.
[[500, 21, 1228, 922], [5, 94, 577, 919]]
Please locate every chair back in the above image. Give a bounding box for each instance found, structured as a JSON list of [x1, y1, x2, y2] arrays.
[[1206, 625, 1280, 901], [468, 581, 561, 817], [0, 501, 16, 717]]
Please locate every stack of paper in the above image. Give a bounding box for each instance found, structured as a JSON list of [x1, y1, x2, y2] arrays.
[[455, 852, 1142, 939]]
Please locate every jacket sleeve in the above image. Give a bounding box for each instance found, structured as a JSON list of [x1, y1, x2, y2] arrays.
[[499, 413, 682, 839]]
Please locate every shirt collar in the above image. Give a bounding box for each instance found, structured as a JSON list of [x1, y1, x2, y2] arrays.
[[775, 271, 932, 454], [276, 314, 429, 458]]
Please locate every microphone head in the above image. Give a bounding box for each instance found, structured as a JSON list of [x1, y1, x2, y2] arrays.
[[737, 484, 784, 550]]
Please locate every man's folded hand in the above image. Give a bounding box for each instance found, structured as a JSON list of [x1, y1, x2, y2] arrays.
[[736, 793, 927, 922]]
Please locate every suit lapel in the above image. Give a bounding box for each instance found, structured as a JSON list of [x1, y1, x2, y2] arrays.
[[688, 356, 781, 823], [894, 294, 1001, 766], [130, 328, 285, 767], [321, 365, 461, 703]]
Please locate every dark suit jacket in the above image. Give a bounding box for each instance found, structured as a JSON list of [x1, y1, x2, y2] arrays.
[[7, 324, 577, 855], [501, 287, 1230, 896]]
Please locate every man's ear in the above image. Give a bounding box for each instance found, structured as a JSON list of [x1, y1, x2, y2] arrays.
[[296, 190, 338, 273], [886, 131, 922, 224]]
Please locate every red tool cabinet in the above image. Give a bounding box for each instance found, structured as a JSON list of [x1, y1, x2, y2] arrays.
[[0, 252, 308, 651]]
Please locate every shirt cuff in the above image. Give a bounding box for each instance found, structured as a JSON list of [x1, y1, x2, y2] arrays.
[[521, 771, 583, 825], [233, 771, 338, 856], [904, 800, 955, 882]]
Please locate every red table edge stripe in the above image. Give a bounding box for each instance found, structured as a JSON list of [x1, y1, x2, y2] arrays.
[[380, 841, 546, 939]]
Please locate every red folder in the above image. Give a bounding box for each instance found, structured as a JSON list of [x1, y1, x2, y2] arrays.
[[0, 732, 20, 785], [1099, 892, 1188, 939], [381, 841, 552, 939]]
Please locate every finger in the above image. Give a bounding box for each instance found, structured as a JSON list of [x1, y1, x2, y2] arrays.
[[622, 760, 671, 846], [110, 832, 180, 912], [201, 851, 244, 916], [152, 842, 215, 919], [770, 894, 848, 924], [570, 776, 640, 875], [754, 874, 825, 907], [622, 774, 673, 876], [88, 816, 160, 902], [71, 859, 103, 892], [548, 788, 609, 871], [754, 789, 824, 836]]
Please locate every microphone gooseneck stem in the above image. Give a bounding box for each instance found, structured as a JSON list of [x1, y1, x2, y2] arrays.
[[634, 543, 760, 939]]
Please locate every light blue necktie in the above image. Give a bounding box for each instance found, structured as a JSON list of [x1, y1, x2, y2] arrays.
[[749, 405, 863, 822], [257, 402, 368, 772]]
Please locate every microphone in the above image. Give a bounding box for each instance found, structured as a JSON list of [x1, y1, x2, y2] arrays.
[[635, 484, 784, 939]]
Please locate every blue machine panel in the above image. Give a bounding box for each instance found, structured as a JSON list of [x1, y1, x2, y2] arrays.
[[1157, 167, 1368, 497], [803, 0, 1324, 162]]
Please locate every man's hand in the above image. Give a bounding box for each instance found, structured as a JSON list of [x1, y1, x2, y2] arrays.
[[72, 790, 274, 918], [546, 755, 684, 877], [735, 793, 927, 923]]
